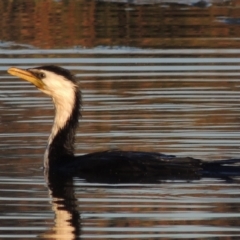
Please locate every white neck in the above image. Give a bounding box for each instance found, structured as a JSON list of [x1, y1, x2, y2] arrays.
[[41, 72, 78, 168], [44, 98, 75, 168]]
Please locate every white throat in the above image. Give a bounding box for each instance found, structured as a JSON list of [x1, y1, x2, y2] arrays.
[[41, 71, 77, 168]]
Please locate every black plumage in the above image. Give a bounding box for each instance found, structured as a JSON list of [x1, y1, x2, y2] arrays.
[[7, 65, 240, 183]]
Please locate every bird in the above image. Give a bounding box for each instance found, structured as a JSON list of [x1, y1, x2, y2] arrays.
[[7, 65, 240, 183]]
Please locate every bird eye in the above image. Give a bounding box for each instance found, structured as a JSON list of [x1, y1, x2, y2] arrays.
[[39, 72, 46, 79]]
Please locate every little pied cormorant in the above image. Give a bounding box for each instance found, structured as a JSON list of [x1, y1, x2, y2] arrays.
[[7, 65, 240, 182]]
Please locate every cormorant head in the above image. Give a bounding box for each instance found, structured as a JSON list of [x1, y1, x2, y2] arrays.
[[8, 65, 81, 166], [7, 65, 78, 100]]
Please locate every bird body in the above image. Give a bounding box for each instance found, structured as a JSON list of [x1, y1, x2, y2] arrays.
[[7, 65, 240, 182]]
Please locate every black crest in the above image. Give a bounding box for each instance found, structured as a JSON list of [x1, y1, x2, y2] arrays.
[[32, 65, 77, 83]]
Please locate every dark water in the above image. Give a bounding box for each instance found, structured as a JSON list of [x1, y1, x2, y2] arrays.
[[1, 0, 240, 239]]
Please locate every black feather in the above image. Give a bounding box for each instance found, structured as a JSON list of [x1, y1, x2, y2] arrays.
[[34, 65, 77, 84], [27, 65, 240, 183]]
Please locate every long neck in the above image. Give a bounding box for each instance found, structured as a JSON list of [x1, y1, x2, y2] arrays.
[[44, 90, 81, 168]]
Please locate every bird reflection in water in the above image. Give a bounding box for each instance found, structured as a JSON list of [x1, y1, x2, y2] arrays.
[[41, 170, 81, 240]]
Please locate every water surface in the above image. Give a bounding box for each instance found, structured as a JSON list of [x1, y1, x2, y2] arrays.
[[1, 0, 240, 239]]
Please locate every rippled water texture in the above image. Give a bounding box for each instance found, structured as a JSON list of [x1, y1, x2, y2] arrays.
[[1, 0, 240, 239]]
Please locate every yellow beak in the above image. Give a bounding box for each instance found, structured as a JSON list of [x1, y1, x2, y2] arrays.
[[7, 67, 44, 89]]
